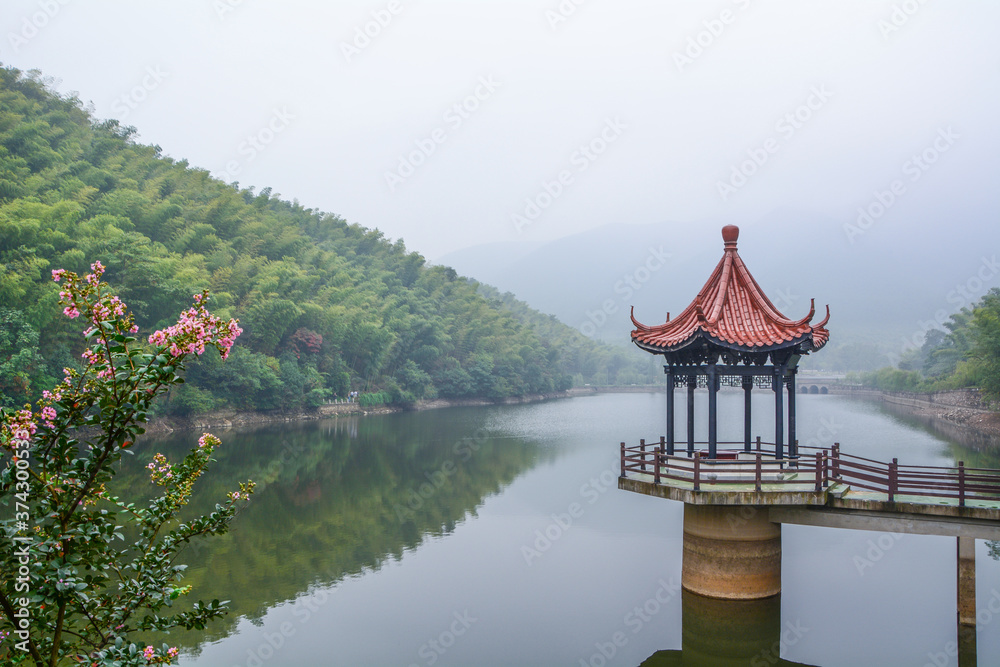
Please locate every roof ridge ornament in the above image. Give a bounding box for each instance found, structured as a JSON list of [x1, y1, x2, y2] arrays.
[[722, 224, 739, 251]]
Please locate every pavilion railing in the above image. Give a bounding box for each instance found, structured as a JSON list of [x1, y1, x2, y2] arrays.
[[619, 439, 1000, 505]]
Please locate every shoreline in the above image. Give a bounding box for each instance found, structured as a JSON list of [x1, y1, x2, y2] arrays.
[[141, 385, 1000, 446], [838, 387, 1000, 446], [141, 387, 599, 435]]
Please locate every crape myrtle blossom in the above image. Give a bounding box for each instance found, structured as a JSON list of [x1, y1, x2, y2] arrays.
[[1, 263, 253, 666], [142, 644, 179, 664], [7, 409, 36, 443], [148, 298, 242, 360], [45, 262, 240, 410]]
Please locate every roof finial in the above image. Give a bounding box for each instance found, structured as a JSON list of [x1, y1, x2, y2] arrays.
[[722, 225, 739, 250]]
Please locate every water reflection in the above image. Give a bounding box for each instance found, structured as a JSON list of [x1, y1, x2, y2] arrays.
[[639, 592, 817, 667], [122, 409, 548, 651], [873, 398, 1000, 468]]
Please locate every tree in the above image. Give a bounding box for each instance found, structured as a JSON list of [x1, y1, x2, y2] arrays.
[[971, 288, 1000, 400], [0, 310, 48, 411], [1, 262, 252, 666]]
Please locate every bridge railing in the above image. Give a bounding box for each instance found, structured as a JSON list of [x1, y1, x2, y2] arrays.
[[620, 439, 1000, 505]]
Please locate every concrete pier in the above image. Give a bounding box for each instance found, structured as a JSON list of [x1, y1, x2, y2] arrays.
[[958, 536, 976, 626], [681, 504, 782, 600], [958, 536, 977, 666]]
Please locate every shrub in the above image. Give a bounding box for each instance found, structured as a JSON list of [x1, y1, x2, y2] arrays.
[[1, 262, 253, 666]]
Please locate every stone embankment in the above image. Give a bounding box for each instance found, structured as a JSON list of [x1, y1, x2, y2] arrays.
[[878, 389, 1000, 438]]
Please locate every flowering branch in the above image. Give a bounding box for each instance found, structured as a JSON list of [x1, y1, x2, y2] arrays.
[[1, 263, 252, 666]]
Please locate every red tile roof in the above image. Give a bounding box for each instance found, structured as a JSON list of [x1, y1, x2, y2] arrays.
[[631, 225, 830, 355]]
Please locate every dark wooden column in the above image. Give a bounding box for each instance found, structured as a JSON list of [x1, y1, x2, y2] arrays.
[[774, 365, 785, 460], [787, 370, 797, 460], [707, 364, 718, 459], [665, 365, 676, 456], [743, 376, 753, 452], [687, 374, 696, 456]]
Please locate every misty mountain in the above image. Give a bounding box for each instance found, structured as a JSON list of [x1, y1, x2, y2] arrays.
[[437, 209, 999, 368]]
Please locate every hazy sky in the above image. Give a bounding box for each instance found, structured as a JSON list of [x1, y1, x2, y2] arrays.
[[1, 1, 998, 260]]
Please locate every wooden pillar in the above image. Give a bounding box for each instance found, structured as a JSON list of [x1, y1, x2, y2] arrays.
[[958, 536, 977, 665], [707, 364, 718, 460], [666, 366, 676, 456], [687, 374, 696, 456], [743, 376, 753, 453], [787, 370, 797, 460], [774, 365, 785, 461]]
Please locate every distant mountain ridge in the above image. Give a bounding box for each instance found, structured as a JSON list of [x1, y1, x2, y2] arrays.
[[438, 211, 999, 369]]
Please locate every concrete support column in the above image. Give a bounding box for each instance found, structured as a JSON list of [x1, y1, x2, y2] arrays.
[[958, 536, 977, 666], [682, 504, 782, 600]]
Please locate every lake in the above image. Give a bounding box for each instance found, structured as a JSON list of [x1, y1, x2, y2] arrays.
[[129, 392, 1000, 666]]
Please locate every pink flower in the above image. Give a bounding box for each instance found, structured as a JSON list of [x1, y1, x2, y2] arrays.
[[63, 306, 80, 319], [52, 269, 66, 282]]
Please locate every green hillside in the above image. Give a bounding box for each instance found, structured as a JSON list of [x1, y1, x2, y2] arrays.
[[0, 66, 655, 413]]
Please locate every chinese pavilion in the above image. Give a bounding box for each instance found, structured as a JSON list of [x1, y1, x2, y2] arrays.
[[630, 225, 830, 461]]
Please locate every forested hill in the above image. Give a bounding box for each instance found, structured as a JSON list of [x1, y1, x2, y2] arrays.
[[0, 66, 654, 413]]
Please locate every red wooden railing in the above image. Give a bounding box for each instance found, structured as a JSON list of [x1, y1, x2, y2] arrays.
[[619, 439, 1000, 506]]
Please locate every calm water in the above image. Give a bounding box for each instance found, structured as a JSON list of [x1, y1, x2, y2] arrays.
[[127, 393, 1000, 666]]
